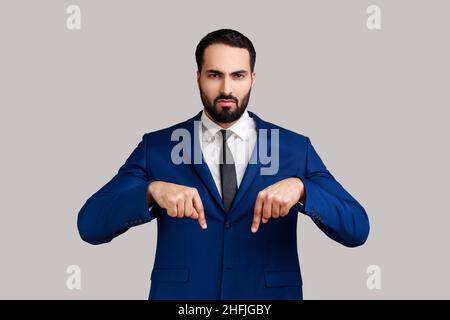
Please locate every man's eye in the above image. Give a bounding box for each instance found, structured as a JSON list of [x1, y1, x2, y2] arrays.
[[208, 74, 220, 78], [234, 74, 244, 79]]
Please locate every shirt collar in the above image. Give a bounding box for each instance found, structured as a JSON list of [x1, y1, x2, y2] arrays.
[[201, 109, 253, 142]]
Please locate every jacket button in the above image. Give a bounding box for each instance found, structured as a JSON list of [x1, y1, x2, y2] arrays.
[[225, 221, 231, 229]]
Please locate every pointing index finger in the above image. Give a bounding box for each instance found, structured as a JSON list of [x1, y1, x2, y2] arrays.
[[252, 195, 263, 233], [193, 192, 207, 229]]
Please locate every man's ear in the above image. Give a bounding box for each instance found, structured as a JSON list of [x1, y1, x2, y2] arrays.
[[251, 71, 256, 88], [196, 70, 201, 85]]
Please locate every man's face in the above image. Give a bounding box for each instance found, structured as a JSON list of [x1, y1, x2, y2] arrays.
[[197, 43, 255, 124]]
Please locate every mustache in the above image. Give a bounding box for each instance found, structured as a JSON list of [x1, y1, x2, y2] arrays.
[[215, 95, 238, 103]]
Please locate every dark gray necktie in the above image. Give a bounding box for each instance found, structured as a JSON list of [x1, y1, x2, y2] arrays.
[[220, 129, 237, 212]]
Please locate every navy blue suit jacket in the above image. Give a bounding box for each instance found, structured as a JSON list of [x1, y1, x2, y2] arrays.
[[77, 111, 370, 300]]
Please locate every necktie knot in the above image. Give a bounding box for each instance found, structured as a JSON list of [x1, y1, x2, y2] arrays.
[[220, 129, 234, 165], [220, 129, 232, 142]]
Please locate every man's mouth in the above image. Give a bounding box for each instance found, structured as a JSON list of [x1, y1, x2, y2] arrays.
[[217, 99, 236, 106]]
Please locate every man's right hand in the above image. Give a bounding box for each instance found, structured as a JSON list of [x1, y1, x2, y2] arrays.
[[147, 181, 207, 229]]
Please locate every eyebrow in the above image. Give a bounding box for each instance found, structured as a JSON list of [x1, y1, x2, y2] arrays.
[[206, 69, 248, 75]]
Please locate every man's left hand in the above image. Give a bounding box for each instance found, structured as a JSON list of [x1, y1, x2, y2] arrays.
[[251, 177, 305, 233]]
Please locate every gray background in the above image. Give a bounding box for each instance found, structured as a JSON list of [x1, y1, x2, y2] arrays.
[[0, 0, 448, 299]]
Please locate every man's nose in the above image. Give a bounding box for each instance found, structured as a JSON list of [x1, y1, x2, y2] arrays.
[[220, 76, 232, 96]]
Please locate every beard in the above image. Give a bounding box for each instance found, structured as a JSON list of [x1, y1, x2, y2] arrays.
[[199, 87, 252, 123]]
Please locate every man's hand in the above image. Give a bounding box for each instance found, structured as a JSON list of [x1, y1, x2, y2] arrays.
[[147, 181, 207, 229], [251, 177, 305, 233]]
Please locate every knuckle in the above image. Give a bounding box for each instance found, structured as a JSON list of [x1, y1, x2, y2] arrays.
[[167, 196, 176, 204], [183, 190, 191, 198], [175, 193, 184, 201]]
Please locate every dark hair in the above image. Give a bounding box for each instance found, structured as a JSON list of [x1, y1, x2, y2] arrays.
[[195, 29, 256, 73]]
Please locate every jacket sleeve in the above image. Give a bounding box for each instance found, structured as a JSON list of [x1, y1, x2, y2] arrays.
[[77, 133, 156, 245], [294, 136, 370, 247]]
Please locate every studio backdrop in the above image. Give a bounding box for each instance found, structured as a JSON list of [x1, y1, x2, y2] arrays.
[[0, 0, 449, 299]]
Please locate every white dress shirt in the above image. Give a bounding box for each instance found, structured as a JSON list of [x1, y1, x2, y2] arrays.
[[199, 110, 257, 198]]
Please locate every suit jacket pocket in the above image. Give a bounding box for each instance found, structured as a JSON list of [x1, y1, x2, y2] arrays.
[[151, 268, 190, 283], [264, 270, 302, 287]]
